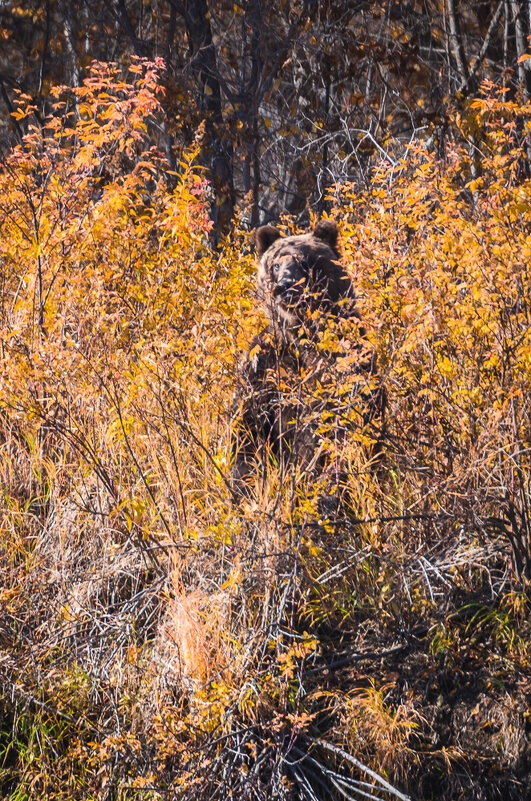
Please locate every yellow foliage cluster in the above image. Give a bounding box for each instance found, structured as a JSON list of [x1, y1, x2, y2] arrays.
[[337, 89, 531, 528], [0, 60, 257, 560]]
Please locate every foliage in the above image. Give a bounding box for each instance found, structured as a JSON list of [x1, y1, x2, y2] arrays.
[[0, 66, 530, 801], [2, 2, 531, 222], [338, 83, 531, 555], [0, 58, 254, 798]]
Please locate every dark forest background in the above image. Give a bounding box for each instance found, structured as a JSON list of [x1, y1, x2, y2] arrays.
[[2, 1, 531, 231]]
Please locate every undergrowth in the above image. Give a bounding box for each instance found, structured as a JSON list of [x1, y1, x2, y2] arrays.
[[0, 64, 529, 800]]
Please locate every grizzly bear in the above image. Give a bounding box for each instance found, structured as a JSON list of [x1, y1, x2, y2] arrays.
[[232, 220, 382, 492]]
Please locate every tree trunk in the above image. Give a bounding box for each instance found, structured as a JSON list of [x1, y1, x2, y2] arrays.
[[446, 0, 470, 89], [511, 0, 531, 99], [182, 0, 234, 236]]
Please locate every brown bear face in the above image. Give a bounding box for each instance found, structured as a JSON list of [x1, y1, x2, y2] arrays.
[[255, 220, 355, 334]]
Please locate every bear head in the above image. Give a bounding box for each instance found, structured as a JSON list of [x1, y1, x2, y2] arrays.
[[255, 220, 357, 336]]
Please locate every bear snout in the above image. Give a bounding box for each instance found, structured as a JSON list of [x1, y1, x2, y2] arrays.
[[272, 278, 304, 303]]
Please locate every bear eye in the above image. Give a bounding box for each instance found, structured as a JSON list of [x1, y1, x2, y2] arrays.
[[271, 263, 280, 277]]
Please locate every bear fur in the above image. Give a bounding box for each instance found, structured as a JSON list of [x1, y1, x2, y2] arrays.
[[232, 220, 382, 491]]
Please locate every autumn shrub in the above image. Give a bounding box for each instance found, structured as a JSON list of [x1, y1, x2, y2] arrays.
[[0, 57, 255, 549], [0, 59, 257, 799], [0, 68, 529, 801], [335, 84, 531, 581]]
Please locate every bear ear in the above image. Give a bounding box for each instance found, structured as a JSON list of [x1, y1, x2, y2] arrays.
[[313, 219, 339, 252], [255, 225, 281, 256]]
